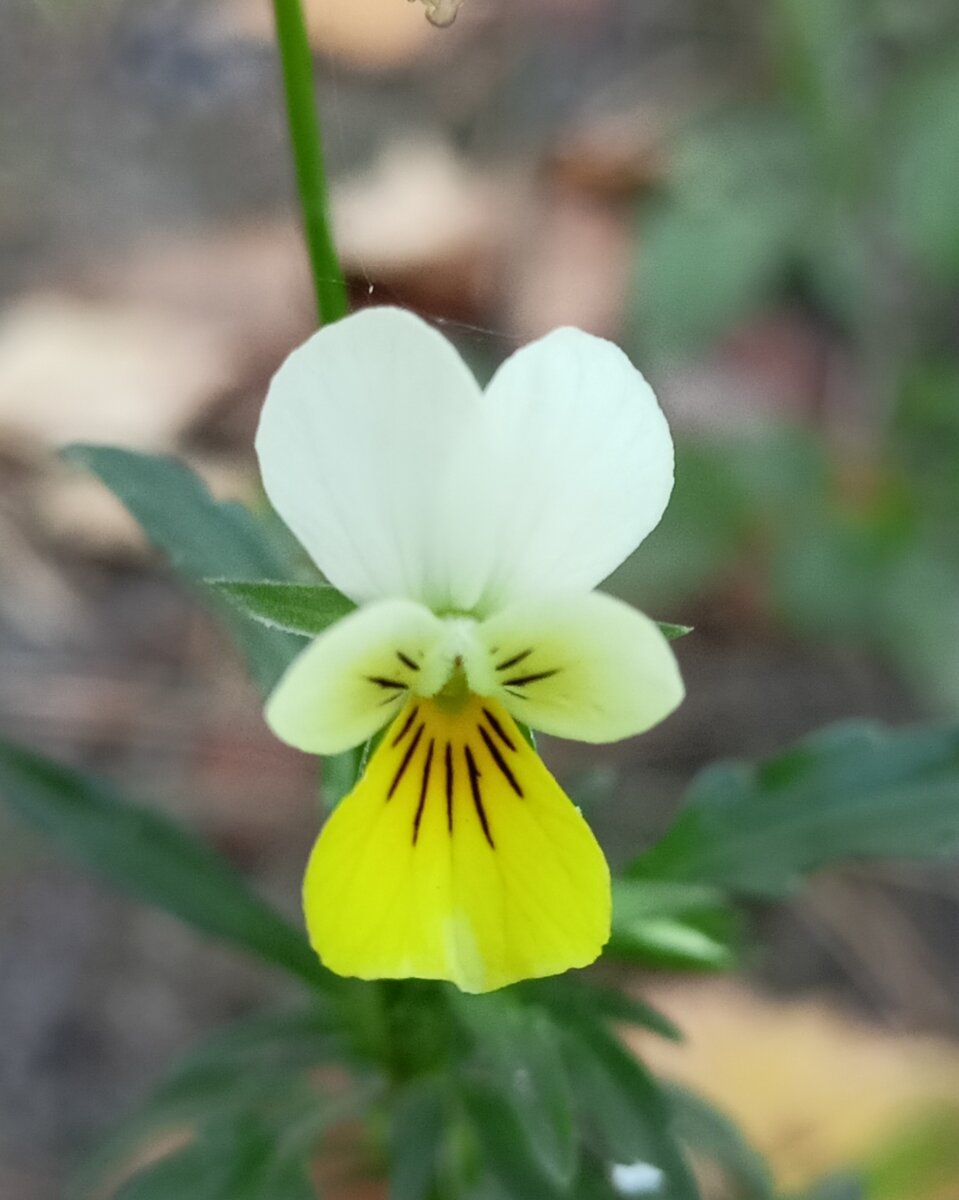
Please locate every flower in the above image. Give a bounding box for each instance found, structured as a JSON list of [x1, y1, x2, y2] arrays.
[[257, 307, 683, 993]]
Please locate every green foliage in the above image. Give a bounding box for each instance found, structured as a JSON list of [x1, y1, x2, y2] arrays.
[[634, 112, 810, 357], [389, 1076, 448, 1200], [73, 1004, 380, 1200], [611, 880, 737, 970], [631, 721, 959, 895], [64, 446, 303, 693], [0, 739, 328, 989], [666, 1085, 774, 1199], [455, 996, 578, 1189], [558, 1011, 699, 1199], [33, 430, 959, 1199], [888, 52, 959, 282], [210, 579, 357, 637], [212, 577, 689, 645]]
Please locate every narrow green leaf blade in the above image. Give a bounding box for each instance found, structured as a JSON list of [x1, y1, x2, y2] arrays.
[[389, 1076, 446, 1200], [457, 995, 578, 1190], [460, 1081, 570, 1200], [64, 445, 302, 692], [210, 580, 356, 637], [0, 740, 327, 989], [666, 1085, 774, 1199], [112, 1120, 318, 1200], [631, 722, 959, 896], [520, 975, 683, 1043], [559, 1016, 699, 1200]]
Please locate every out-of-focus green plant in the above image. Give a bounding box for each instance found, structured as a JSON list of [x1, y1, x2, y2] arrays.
[[628, 0, 959, 716]]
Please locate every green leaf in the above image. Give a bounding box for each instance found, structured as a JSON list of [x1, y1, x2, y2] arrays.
[[112, 1119, 318, 1200], [520, 975, 683, 1043], [210, 580, 356, 637], [631, 722, 959, 896], [64, 445, 302, 693], [142, 1006, 341, 1125], [0, 739, 328, 989], [558, 1016, 699, 1200], [632, 113, 810, 358], [390, 1076, 446, 1200], [658, 622, 694, 641], [666, 1085, 774, 1199], [73, 1010, 378, 1200], [460, 1081, 571, 1200], [888, 53, 959, 282], [610, 880, 737, 970], [456, 995, 578, 1190]]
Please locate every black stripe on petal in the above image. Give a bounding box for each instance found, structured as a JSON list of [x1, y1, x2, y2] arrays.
[[412, 739, 435, 845], [465, 745, 495, 849], [388, 723, 424, 800], [479, 725, 523, 797]]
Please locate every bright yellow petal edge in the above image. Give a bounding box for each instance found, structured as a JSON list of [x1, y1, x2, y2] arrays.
[[303, 695, 611, 994]]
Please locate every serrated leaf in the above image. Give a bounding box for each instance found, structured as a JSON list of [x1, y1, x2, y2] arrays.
[[557, 1016, 699, 1200], [64, 445, 302, 693], [630, 722, 959, 896], [210, 580, 356, 637], [666, 1085, 774, 1199], [0, 740, 327, 989], [456, 994, 578, 1189]]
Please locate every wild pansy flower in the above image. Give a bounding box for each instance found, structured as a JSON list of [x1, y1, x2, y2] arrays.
[[257, 307, 683, 994]]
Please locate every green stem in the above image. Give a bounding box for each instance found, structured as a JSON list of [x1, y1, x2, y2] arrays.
[[271, 0, 348, 325]]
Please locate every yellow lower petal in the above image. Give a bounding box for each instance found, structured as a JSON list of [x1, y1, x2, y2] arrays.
[[303, 695, 610, 993]]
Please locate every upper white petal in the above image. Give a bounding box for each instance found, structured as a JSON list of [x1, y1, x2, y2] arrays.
[[256, 308, 487, 611], [258, 311, 673, 618], [471, 327, 673, 612]]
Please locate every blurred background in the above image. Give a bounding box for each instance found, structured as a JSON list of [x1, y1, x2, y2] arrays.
[[1, 0, 958, 1196]]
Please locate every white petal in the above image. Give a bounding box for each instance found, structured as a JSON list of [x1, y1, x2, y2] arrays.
[[256, 308, 486, 610], [265, 599, 445, 755], [473, 328, 673, 611], [478, 592, 684, 743]]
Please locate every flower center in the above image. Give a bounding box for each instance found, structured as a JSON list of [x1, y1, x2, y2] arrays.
[[413, 617, 495, 707]]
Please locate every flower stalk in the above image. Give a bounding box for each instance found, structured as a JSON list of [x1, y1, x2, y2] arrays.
[[271, 0, 348, 326]]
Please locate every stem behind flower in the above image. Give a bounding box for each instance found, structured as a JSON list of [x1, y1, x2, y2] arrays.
[[271, 0, 349, 326]]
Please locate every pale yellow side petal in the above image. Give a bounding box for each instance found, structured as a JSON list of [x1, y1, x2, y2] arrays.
[[478, 592, 684, 744], [265, 600, 445, 756], [303, 695, 610, 993]]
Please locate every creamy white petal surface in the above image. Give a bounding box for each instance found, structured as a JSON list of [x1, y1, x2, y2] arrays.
[[472, 327, 673, 611], [257, 310, 672, 615], [256, 308, 487, 612], [266, 599, 445, 755], [478, 592, 684, 743]]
